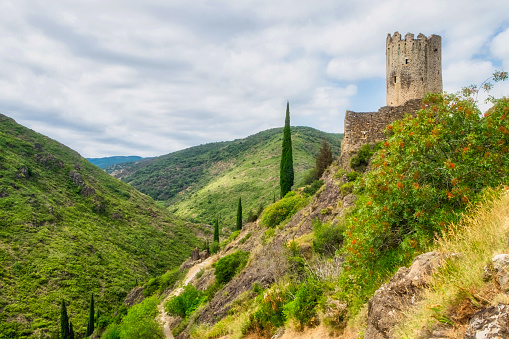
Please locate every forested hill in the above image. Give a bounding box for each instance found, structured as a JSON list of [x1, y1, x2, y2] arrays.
[[87, 155, 144, 169], [107, 126, 343, 225], [0, 113, 201, 338]]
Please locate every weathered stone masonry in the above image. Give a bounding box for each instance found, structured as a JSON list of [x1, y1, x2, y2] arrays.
[[341, 32, 443, 156]]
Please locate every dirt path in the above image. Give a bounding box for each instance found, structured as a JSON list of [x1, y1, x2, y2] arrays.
[[157, 255, 217, 339]]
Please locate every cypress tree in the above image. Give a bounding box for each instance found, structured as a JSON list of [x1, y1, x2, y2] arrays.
[[86, 294, 94, 336], [69, 321, 74, 339], [236, 198, 242, 230], [316, 138, 333, 179], [213, 218, 219, 243], [280, 101, 294, 198], [60, 300, 69, 339]]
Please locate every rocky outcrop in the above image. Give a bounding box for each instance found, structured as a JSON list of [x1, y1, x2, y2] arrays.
[[464, 304, 509, 338], [492, 254, 509, 292], [191, 248, 200, 261], [364, 251, 444, 339], [123, 286, 145, 307]]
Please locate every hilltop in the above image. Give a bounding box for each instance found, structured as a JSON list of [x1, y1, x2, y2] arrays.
[[0, 113, 202, 338], [107, 126, 343, 226]]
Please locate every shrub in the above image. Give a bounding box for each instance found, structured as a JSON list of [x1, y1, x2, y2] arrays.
[[283, 279, 323, 330], [210, 241, 220, 254], [248, 284, 295, 336], [164, 285, 206, 319], [312, 219, 345, 256], [302, 180, 324, 197], [118, 296, 163, 339], [300, 167, 319, 186], [345, 171, 360, 182], [261, 191, 308, 228], [142, 277, 160, 297], [339, 92, 509, 314], [350, 142, 382, 171], [339, 182, 354, 196], [240, 232, 251, 244], [158, 268, 186, 294], [215, 251, 250, 285]]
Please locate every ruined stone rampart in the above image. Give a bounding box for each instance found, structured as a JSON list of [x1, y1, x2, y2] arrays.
[[341, 99, 422, 156], [386, 32, 442, 106]]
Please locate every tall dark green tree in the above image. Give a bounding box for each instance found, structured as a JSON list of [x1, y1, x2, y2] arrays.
[[236, 197, 242, 230], [86, 294, 94, 336], [280, 101, 294, 198], [69, 321, 75, 339], [60, 300, 69, 339], [213, 218, 219, 243], [315, 138, 333, 179]]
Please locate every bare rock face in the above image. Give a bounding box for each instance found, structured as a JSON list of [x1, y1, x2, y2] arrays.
[[123, 286, 145, 307], [364, 251, 443, 339], [464, 304, 509, 339], [492, 254, 509, 292], [69, 170, 84, 187], [191, 248, 200, 261]]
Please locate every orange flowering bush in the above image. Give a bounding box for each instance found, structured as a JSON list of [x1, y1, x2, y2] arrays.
[[339, 92, 509, 312]]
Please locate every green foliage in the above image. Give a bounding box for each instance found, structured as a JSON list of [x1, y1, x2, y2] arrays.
[[215, 251, 250, 285], [283, 279, 323, 330], [114, 126, 342, 226], [211, 241, 220, 254], [213, 218, 220, 243], [340, 182, 354, 196], [339, 93, 509, 313], [60, 300, 70, 339], [164, 285, 206, 319], [236, 197, 243, 231], [143, 268, 186, 297], [312, 219, 345, 256], [101, 324, 121, 339], [261, 191, 308, 228], [248, 284, 295, 336], [316, 138, 333, 178], [300, 167, 319, 186], [223, 230, 240, 246], [240, 232, 251, 244], [86, 294, 94, 336], [116, 296, 163, 339], [346, 171, 360, 182], [0, 113, 200, 336], [302, 179, 324, 197], [69, 321, 75, 339], [280, 101, 295, 198], [350, 142, 382, 171]]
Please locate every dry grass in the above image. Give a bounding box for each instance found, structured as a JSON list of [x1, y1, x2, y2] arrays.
[[393, 188, 509, 338]]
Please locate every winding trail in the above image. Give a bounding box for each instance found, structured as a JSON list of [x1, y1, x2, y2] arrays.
[[157, 255, 216, 339]]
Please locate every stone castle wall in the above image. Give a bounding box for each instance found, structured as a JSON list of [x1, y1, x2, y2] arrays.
[[341, 99, 422, 156], [386, 32, 442, 106]]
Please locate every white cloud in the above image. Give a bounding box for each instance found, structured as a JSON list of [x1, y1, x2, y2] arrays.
[[0, 0, 508, 157]]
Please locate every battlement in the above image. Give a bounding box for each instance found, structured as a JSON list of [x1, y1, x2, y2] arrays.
[[340, 32, 442, 157], [386, 32, 442, 106]]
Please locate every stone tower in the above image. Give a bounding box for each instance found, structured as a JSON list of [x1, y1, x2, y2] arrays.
[[386, 32, 442, 106]]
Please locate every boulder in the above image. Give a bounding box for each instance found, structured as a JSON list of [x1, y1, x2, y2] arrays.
[[191, 248, 200, 261], [464, 304, 509, 338], [492, 254, 509, 292], [364, 251, 444, 339]]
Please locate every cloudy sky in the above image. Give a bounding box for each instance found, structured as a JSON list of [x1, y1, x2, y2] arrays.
[[1, 0, 508, 157]]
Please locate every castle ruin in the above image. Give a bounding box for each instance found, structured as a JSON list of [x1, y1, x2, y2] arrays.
[[341, 32, 443, 156]]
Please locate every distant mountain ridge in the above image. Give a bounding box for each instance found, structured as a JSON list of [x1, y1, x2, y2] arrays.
[[0, 113, 201, 337], [87, 155, 144, 169], [108, 126, 343, 226]]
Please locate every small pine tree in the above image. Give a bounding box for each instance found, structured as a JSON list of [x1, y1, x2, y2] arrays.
[[280, 101, 294, 198], [69, 321, 74, 339], [86, 294, 94, 336], [316, 138, 333, 179], [213, 218, 219, 243], [236, 198, 242, 230], [60, 300, 69, 339]]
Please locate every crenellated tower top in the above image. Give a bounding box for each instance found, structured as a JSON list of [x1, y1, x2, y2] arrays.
[[386, 32, 442, 106]]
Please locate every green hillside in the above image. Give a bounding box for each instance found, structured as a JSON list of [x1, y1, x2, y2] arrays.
[[111, 127, 343, 226], [87, 156, 143, 169], [0, 114, 201, 338]]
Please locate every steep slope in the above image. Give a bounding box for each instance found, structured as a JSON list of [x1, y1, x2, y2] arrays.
[[87, 156, 143, 169], [109, 127, 343, 226], [0, 114, 201, 338]]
